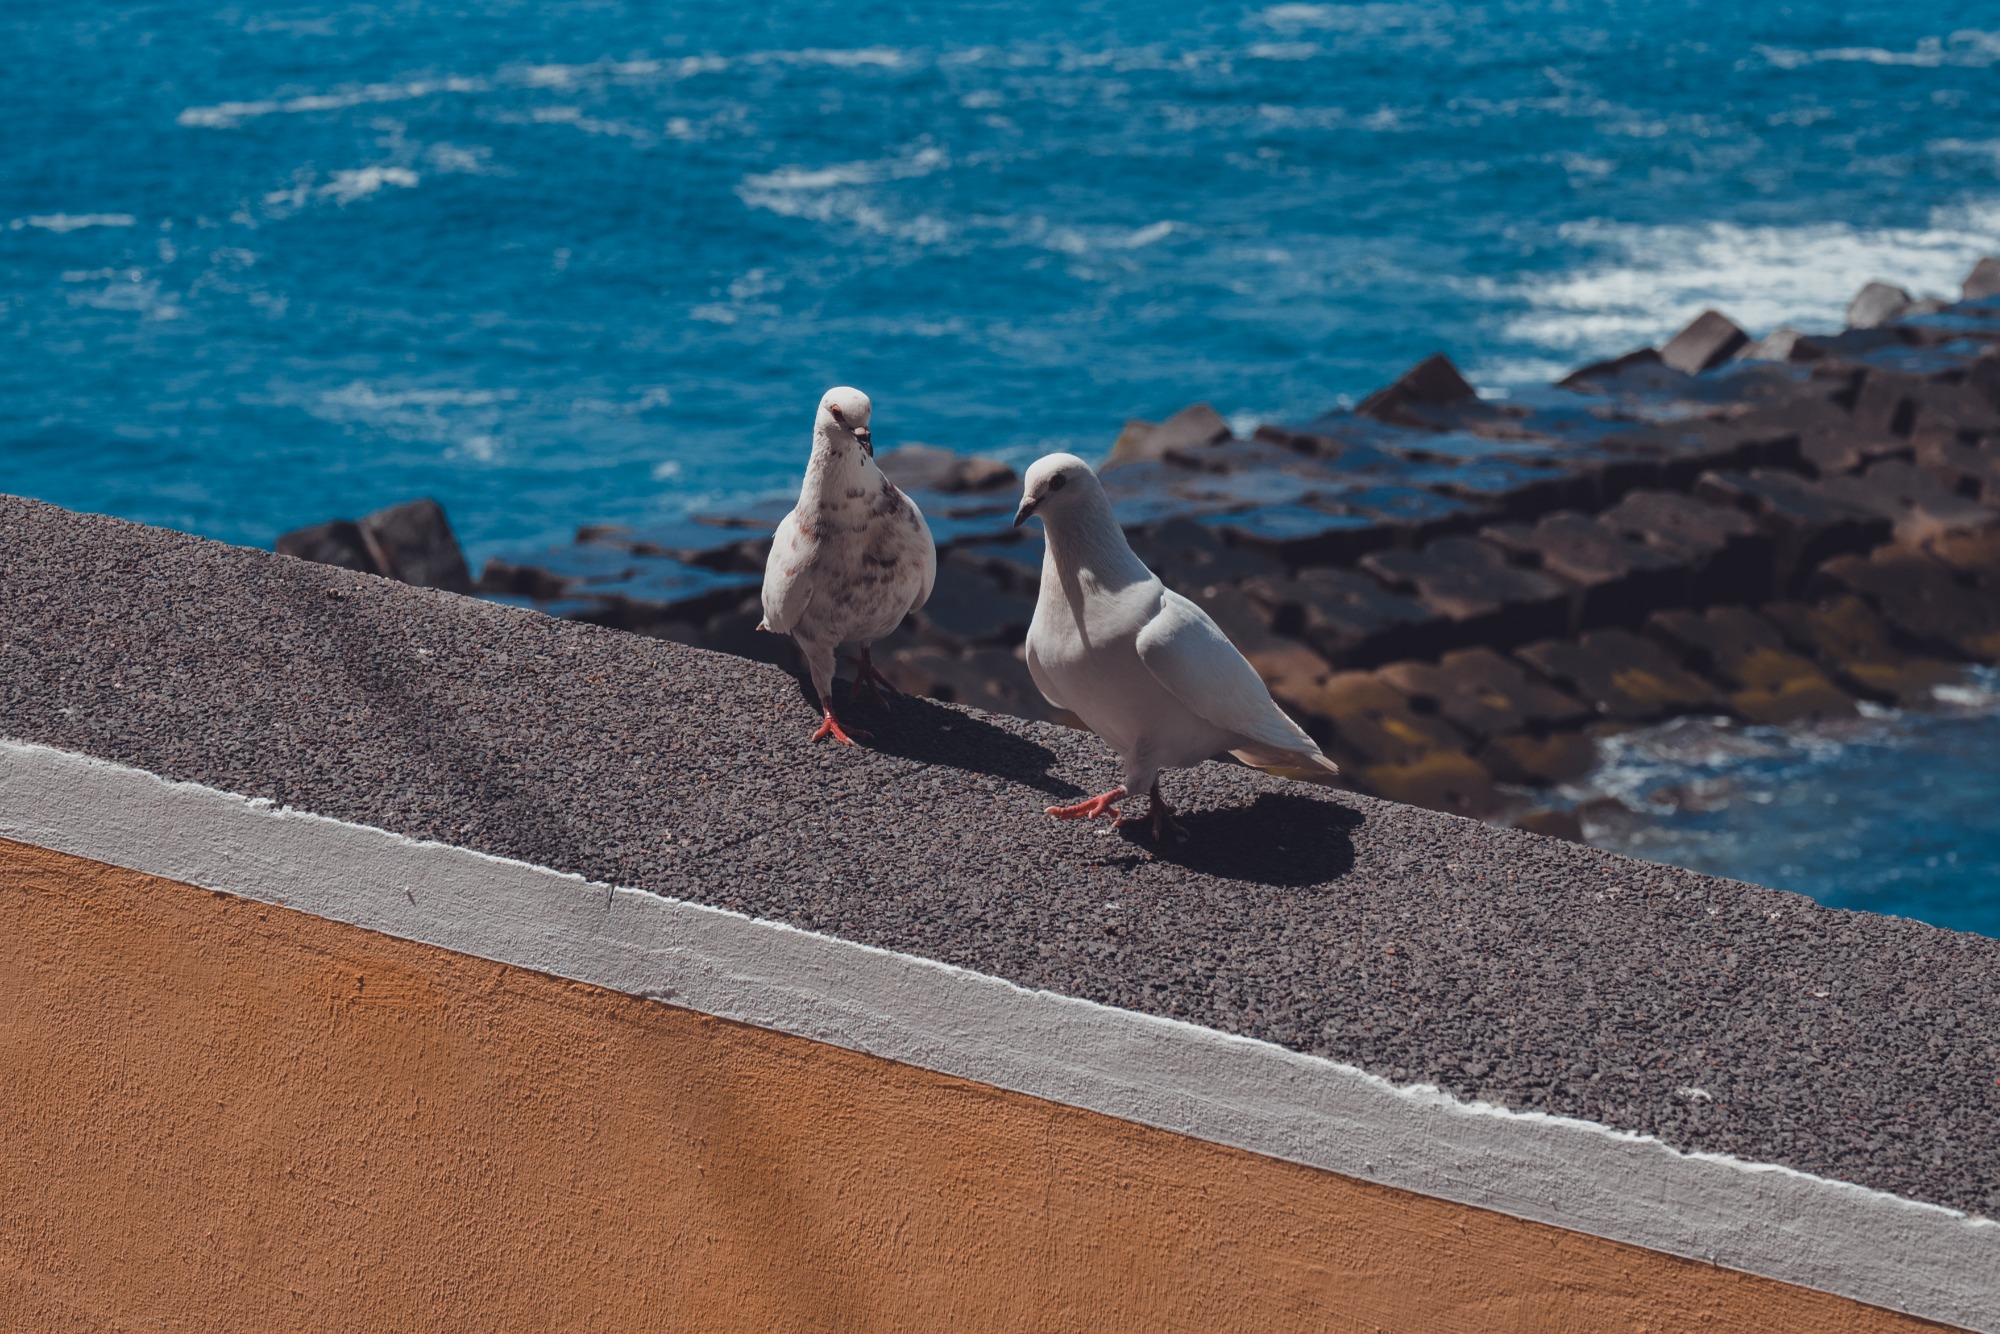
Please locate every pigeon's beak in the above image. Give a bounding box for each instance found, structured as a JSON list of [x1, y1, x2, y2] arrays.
[[854, 426, 872, 457], [1013, 495, 1038, 527]]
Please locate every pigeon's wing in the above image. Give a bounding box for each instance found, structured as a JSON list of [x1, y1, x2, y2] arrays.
[[1024, 632, 1067, 712], [758, 509, 817, 634], [1135, 589, 1336, 770], [903, 490, 937, 614]]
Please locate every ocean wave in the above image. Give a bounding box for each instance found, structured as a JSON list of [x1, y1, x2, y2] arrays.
[[263, 166, 420, 211], [737, 144, 953, 242], [9, 213, 137, 233], [1756, 29, 2000, 71], [1252, 3, 1431, 34], [1502, 200, 2000, 356], [177, 76, 487, 129]]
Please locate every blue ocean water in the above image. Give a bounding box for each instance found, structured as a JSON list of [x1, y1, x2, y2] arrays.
[[4, 2, 2000, 929]]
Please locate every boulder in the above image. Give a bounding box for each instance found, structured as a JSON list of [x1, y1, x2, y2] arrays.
[[1354, 750, 1515, 821], [1375, 646, 1591, 741], [873, 444, 1017, 494], [1814, 544, 2000, 662], [1516, 629, 1727, 721], [885, 645, 1065, 724], [1354, 353, 1478, 429], [1693, 469, 1894, 594], [1597, 488, 1774, 605], [1103, 403, 1231, 470], [909, 562, 1036, 646], [357, 499, 473, 593], [1814, 458, 1995, 543], [1360, 536, 1570, 649], [1965, 256, 2000, 303], [1847, 282, 1915, 329], [1763, 596, 1962, 706], [275, 520, 380, 575], [1644, 606, 1856, 724], [1481, 513, 1689, 631], [1659, 310, 1750, 375], [1279, 670, 1471, 767], [1914, 432, 2000, 506], [1557, 347, 1663, 390], [1243, 568, 1447, 668], [1735, 327, 1816, 363], [1482, 731, 1598, 787]]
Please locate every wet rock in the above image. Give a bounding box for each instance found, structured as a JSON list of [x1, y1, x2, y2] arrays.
[[885, 645, 1065, 724], [1814, 544, 2000, 662], [1597, 488, 1774, 605], [873, 444, 1016, 494], [1557, 347, 1663, 389], [1814, 458, 1996, 543], [1243, 568, 1447, 668], [1199, 505, 1387, 568], [1356, 750, 1515, 821], [1693, 469, 1894, 594], [1355, 353, 1477, 429], [1516, 629, 1727, 721], [1103, 403, 1231, 470], [356, 499, 472, 593], [1128, 516, 1288, 588], [909, 562, 1036, 646], [275, 520, 380, 575], [1510, 806, 1585, 841], [1966, 256, 2000, 303], [1659, 310, 1750, 375], [1644, 606, 1856, 724], [1483, 512, 1689, 631], [1376, 646, 1592, 741], [1847, 282, 1915, 329], [1736, 327, 1815, 363], [1482, 731, 1598, 787], [1763, 595, 1964, 706], [1361, 536, 1570, 649]]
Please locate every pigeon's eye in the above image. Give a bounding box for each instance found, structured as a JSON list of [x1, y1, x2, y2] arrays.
[[1048, 473, 1068, 492]]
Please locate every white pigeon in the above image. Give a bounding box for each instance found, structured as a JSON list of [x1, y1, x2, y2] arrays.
[[1016, 452, 1339, 836], [759, 386, 936, 744]]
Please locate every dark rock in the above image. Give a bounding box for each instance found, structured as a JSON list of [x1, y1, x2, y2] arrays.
[[1482, 731, 1598, 787], [1966, 347, 2000, 414], [476, 559, 574, 602], [1376, 646, 1592, 741], [1360, 536, 1570, 649], [910, 563, 1037, 646], [1847, 282, 1915, 329], [1516, 629, 1727, 721], [885, 645, 1065, 724], [1660, 310, 1750, 374], [1557, 347, 1662, 389], [1764, 596, 1965, 706], [1736, 327, 1816, 363], [1693, 469, 1894, 594], [1914, 432, 2000, 506], [1813, 544, 2000, 662], [1644, 606, 1856, 724], [356, 498, 472, 593], [1483, 513, 1689, 632], [1597, 488, 1774, 605], [1510, 806, 1585, 841], [1184, 506, 1383, 570], [945, 533, 1046, 596], [1243, 568, 1448, 669], [1848, 369, 1922, 439], [1276, 670, 1472, 771], [1355, 354, 1477, 429], [873, 444, 1017, 494], [1966, 256, 2000, 303], [1814, 458, 1996, 543], [275, 519, 380, 575], [1355, 750, 1515, 821], [1103, 403, 1231, 470]]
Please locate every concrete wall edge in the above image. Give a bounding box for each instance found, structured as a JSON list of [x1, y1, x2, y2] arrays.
[[1, 734, 1992, 1331]]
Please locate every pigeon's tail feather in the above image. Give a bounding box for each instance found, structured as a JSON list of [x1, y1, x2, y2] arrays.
[[1232, 744, 1342, 783]]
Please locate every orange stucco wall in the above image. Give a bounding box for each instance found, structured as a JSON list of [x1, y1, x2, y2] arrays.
[[0, 836, 1959, 1332]]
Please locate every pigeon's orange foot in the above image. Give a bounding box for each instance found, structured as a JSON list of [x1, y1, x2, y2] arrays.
[[1046, 787, 1127, 822], [1116, 784, 1186, 841], [843, 650, 898, 711], [811, 708, 867, 746]]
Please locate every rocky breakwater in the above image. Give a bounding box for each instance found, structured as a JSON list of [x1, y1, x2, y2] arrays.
[[279, 258, 2000, 839]]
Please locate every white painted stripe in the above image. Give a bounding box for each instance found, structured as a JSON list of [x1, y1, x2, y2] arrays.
[[1, 735, 1993, 1330]]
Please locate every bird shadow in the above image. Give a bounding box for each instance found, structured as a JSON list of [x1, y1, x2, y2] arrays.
[[798, 676, 1082, 798], [1105, 791, 1362, 887]]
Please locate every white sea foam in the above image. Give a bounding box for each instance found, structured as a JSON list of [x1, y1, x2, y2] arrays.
[[1502, 200, 2000, 357], [9, 213, 137, 233], [738, 144, 953, 243], [177, 77, 486, 129], [1756, 30, 2000, 71]]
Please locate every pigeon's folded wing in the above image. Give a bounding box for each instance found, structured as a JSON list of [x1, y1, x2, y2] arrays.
[[759, 510, 817, 633], [1136, 589, 1332, 766], [1024, 634, 1067, 712], [906, 494, 938, 614]]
